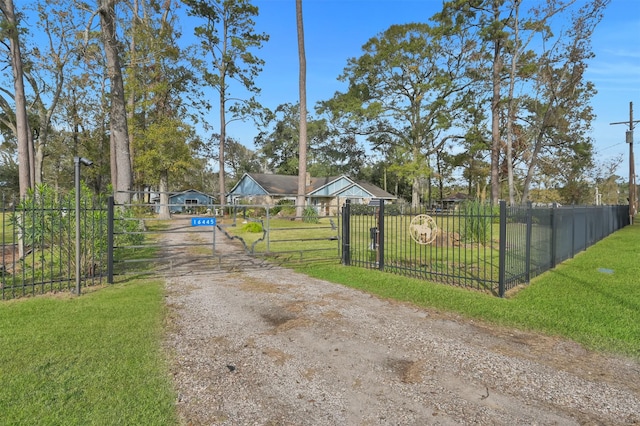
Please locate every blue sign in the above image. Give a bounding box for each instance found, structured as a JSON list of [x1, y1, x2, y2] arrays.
[[191, 217, 217, 226]]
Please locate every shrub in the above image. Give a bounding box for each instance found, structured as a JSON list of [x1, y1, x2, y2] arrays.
[[302, 206, 319, 224], [242, 221, 263, 233], [349, 203, 376, 216], [460, 201, 493, 244], [270, 199, 295, 216], [11, 183, 109, 278]]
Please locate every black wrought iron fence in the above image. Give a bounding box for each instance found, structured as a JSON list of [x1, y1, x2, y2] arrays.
[[500, 203, 629, 292], [341, 200, 630, 297], [1, 193, 108, 300], [2, 192, 629, 301]]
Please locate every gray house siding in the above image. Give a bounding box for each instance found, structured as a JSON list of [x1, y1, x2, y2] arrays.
[[228, 173, 396, 215], [154, 190, 216, 213]]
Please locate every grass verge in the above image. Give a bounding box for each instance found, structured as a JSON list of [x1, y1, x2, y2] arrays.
[[0, 281, 176, 425], [294, 222, 640, 359]]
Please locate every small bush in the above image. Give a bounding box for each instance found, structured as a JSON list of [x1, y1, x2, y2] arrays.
[[461, 201, 492, 244], [303, 206, 319, 224], [242, 222, 263, 233], [270, 199, 295, 216], [349, 204, 376, 216]]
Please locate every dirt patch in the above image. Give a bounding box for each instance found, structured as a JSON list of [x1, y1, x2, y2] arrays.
[[163, 223, 640, 425]]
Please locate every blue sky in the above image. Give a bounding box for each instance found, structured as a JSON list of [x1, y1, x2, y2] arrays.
[[212, 0, 640, 180]]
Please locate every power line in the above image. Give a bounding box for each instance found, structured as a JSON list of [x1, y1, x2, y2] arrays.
[[594, 142, 625, 153]]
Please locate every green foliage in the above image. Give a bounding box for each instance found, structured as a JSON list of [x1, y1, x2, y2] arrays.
[[0, 159, 19, 200], [241, 221, 263, 233], [349, 204, 376, 216], [114, 207, 146, 248], [11, 184, 107, 278], [302, 206, 319, 224], [269, 199, 296, 216], [134, 117, 197, 186], [184, 0, 269, 184], [346, 203, 404, 216], [240, 207, 266, 218], [460, 201, 493, 244], [322, 22, 472, 207], [256, 103, 366, 176], [6, 184, 143, 287], [128, 200, 157, 217], [383, 203, 403, 216]]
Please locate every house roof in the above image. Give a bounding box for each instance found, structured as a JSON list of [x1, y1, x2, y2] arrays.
[[171, 189, 215, 198], [355, 180, 396, 199], [151, 189, 216, 202], [241, 173, 301, 195], [229, 173, 396, 200], [441, 192, 469, 202]]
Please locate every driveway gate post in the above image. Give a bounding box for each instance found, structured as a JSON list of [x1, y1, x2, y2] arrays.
[[341, 200, 351, 265], [498, 201, 507, 297], [377, 200, 384, 271], [107, 196, 114, 284]]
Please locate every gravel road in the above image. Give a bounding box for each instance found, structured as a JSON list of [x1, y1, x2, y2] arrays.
[[163, 223, 640, 425]]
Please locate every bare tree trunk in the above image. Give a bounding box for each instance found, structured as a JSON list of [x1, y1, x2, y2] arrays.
[[127, 0, 138, 199], [28, 129, 35, 188], [505, 2, 520, 206], [219, 92, 226, 212], [490, 0, 502, 205], [411, 145, 421, 208], [411, 177, 420, 209], [35, 135, 44, 185], [1, 0, 31, 199], [99, 0, 132, 205], [158, 170, 170, 219], [296, 0, 308, 220]]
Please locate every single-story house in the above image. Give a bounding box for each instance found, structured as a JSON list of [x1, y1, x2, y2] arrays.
[[153, 189, 216, 214], [227, 173, 396, 215]]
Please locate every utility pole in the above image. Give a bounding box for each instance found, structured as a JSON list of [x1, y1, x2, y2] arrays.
[[610, 102, 639, 224]]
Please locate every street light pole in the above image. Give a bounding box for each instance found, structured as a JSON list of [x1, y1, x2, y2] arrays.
[[74, 156, 93, 295]]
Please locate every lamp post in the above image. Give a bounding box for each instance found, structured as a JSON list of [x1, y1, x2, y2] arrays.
[[75, 156, 93, 295]]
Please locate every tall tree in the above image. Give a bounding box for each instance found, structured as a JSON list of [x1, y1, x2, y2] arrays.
[[183, 0, 268, 209], [26, 0, 82, 186], [320, 23, 471, 207], [0, 0, 32, 199], [135, 117, 197, 218], [207, 134, 261, 180], [519, 0, 609, 203], [84, 0, 133, 204], [255, 103, 302, 175], [124, 0, 196, 201], [255, 103, 365, 177], [435, 0, 608, 204], [295, 0, 307, 218]]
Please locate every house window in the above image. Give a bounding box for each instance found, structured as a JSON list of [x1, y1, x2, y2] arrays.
[[185, 199, 198, 205]]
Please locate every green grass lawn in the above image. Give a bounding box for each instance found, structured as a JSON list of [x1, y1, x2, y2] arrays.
[[0, 281, 176, 425], [223, 217, 341, 261]]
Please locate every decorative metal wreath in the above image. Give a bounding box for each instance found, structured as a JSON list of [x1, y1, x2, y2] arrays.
[[409, 214, 438, 245]]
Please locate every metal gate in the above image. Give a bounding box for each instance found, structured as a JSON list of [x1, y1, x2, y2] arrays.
[[107, 196, 342, 282], [107, 196, 255, 281]]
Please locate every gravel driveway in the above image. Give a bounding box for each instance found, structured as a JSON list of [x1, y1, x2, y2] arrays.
[[163, 223, 640, 425]]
